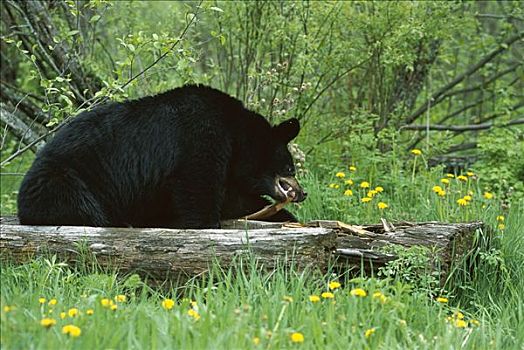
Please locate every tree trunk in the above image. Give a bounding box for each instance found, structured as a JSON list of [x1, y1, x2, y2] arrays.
[[0, 218, 484, 284]]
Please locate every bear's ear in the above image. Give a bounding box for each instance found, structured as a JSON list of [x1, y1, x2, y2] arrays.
[[274, 118, 300, 143]]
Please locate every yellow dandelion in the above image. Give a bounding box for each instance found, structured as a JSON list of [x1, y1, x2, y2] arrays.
[[115, 295, 127, 303], [321, 292, 334, 299], [86, 309, 94, 316], [329, 281, 341, 290], [432, 185, 443, 193], [367, 190, 378, 197], [360, 181, 371, 188], [3, 306, 12, 313], [38, 297, 46, 304], [350, 288, 367, 297], [364, 327, 376, 338], [283, 296, 294, 303], [454, 319, 467, 328], [457, 175, 468, 182], [40, 318, 56, 328], [253, 337, 261, 345], [361, 197, 372, 203], [328, 183, 340, 189], [410, 149, 422, 156], [290, 332, 304, 343], [440, 178, 450, 185], [100, 298, 113, 308], [343, 189, 353, 196], [463, 195, 472, 201], [48, 299, 57, 306], [60, 312, 66, 319], [498, 223, 505, 230], [68, 308, 79, 317], [309, 295, 320, 303], [437, 190, 446, 197], [466, 171, 475, 177], [349, 166, 357, 172], [457, 198, 468, 206], [377, 202, 388, 210], [446, 173, 455, 178], [470, 319, 480, 326], [372, 292, 387, 304], [436, 297, 448, 303], [335, 172, 345, 178], [62, 324, 82, 337], [496, 215, 504, 222], [483, 192, 493, 199], [453, 311, 465, 319], [161, 298, 175, 310], [375, 186, 384, 192], [187, 308, 201, 320], [345, 179, 354, 185]]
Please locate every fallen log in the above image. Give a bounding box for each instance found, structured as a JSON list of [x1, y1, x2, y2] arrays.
[[0, 217, 484, 284], [0, 220, 336, 282]]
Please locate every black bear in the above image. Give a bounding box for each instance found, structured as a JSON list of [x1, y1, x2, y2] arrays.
[[17, 85, 306, 229]]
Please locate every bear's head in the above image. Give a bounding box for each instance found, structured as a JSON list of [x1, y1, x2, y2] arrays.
[[244, 118, 307, 203]]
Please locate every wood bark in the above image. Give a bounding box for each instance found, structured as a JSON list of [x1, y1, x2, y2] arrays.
[[1, 217, 484, 284]]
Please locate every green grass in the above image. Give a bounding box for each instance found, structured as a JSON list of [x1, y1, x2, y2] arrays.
[[1, 164, 523, 349]]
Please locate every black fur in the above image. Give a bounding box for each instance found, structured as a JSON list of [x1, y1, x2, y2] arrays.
[[17, 85, 303, 228]]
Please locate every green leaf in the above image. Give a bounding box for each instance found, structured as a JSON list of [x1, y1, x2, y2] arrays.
[[89, 14, 101, 23], [209, 6, 224, 13]]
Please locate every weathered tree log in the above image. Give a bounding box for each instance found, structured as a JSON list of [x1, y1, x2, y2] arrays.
[[0, 220, 336, 282], [0, 218, 484, 284]]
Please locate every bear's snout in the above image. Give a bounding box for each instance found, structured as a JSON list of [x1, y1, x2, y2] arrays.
[[276, 176, 306, 203]]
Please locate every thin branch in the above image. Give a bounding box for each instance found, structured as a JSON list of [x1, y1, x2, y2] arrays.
[[405, 31, 524, 125], [401, 118, 524, 132]]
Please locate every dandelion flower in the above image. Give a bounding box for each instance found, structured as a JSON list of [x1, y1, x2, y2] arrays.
[[361, 197, 372, 203], [115, 295, 127, 303], [496, 215, 504, 222], [466, 171, 475, 177], [329, 281, 341, 290], [367, 190, 378, 198], [457, 198, 468, 206], [68, 308, 79, 317], [309, 295, 320, 303], [470, 319, 480, 326], [3, 306, 12, 313], [62, 324, 81, 337], [86, 309, 94, 316], [253, 337, 261, 345], [375, 186, 384, 192], [290, 332, 304, 343], [453, 311, 464, 319], [410, 149, 422, 156], [463, 195, 472, 201], [343, 189, 353, 196], [328, 183, 340, 189], [377, 202, 388, 210], [364, 327, 376, 338], [446, 173, 455, 178], [498, 223, 505, 230], [372, 292, 387, 304], [483, 192, 493, 199], [40, 318, 56, 328], [457, 175, 468, 182], [436, 297, 448, 303], [454, 319, 467, 328], [100, 298, 113, 308], [60, 312, 66, 319], [437, 190, 446, 197], [187, 308, 201, 320], [39, 297, 46, 304], [48, 299, 57, 306], [432, 185, 443, 193], [335, 172, 345, 178], [440, 178, 450, 185], [161, 298, 175, 310], [360, 181, 371, 189], [345, 179, 354, 185], [350, 288, 367, 297], [349, 166, 357, 172], [321, 292, 334, 299]]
